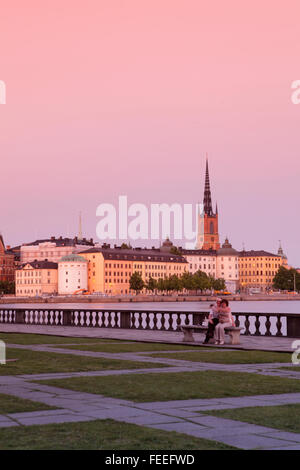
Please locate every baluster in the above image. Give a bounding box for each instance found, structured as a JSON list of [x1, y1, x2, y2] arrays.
[[113, 312, 118, 328], [131, 313, 136, 329], [234, 314, 239, 328], [254, 314, 261, 336], [161, 313, 166, 331], [244, 314, 251, 335], [138, 312, 143, 329], [185, 313, 189, 326], [276, 315, 283, 336], [176, 313, 181, 332], [168, 314, 174, 331], [265, 316, 272, 336], [145, 312, 150, 330], [153, 313, 158, 331], [107, 311, 112, 328]]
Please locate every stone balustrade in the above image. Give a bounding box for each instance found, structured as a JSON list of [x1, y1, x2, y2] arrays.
[[0, 308, 299, 338]]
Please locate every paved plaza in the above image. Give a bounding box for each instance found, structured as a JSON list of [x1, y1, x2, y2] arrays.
[[1, 324, 300, 450]]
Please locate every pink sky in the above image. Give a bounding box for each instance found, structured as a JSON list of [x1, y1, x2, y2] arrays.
[[0, 1, 299, 265]]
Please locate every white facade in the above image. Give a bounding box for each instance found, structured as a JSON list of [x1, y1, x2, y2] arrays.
[[216, 239, 239, 293], [58, 255, 88, 295], [182, 251, 217, 277]]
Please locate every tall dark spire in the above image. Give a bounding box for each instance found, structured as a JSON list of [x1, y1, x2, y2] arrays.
[[203, 158, 213, 215]]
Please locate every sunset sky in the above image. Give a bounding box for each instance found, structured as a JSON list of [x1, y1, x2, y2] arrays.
[[0, 1, 299, 265]]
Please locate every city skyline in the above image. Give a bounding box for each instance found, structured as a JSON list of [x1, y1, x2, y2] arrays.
[[0, 1, 299, 266]]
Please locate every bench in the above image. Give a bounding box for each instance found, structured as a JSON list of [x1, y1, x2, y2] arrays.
[[180, 324, 243, 345]]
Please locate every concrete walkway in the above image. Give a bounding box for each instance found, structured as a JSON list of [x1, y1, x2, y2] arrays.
[[0, 323, 297, 352], [1, 325, 300, 449]]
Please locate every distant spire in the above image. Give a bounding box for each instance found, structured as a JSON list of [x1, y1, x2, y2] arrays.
[[78, 212, 83, 240], [203, 156, 213, 215]]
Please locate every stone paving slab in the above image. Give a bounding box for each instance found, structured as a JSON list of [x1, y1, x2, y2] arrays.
[[7, 409, 76, 419], [15, 413, 95, 427], [0, 420, 20, 428]]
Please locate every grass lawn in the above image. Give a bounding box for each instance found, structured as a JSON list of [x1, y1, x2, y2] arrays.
[[0, 332, 129, 345], [34, 370, 300, 402], [0, 348, 168, 376], [147, 350, 293, 364], [0, 393, 57, 414], [0, 418, 235, 450], [54, 342, 196, 353], [203, 404, 300, 434]]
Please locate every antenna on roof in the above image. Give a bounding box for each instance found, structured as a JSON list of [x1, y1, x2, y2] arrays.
[[78, 212, 83, 241]]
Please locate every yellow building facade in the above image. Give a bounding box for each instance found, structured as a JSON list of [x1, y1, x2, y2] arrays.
[[15, 261, 58, 297], [80, 245, 188, 295], [238, 250, 283, 292]]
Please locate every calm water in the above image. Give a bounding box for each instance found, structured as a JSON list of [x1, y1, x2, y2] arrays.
[[1, 300, 300, 314]]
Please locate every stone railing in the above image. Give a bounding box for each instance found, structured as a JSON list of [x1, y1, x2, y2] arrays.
[[0, 308, 299, 337]]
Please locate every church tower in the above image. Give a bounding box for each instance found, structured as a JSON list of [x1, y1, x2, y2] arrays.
[[196, 159, 220, 250]]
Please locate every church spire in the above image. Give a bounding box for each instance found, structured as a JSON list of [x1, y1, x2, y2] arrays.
[[203, 157, 213, 215]]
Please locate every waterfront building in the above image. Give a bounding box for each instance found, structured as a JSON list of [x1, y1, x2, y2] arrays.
[[238, 250, 283, 292], [80, 243, 188, 295], [0, 234, 15, 283], [58, 254, 88, 295], [180, 248, 217, 277], [216, 238, 239, 293], [15, 260, 58, 297], [196, 159, 220, 250], [20, 236, 94, 264]]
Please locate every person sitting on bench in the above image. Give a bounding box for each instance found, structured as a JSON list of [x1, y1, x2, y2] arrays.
[[203, 298, 222, 344], [214, 299, 235, 345]]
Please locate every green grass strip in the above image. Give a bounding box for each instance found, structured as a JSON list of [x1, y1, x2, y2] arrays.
[[203, 404, 300, 434], [34, 370, 300, 402], [0, 393, 57, 414], [0, 348, 168, 376], [147, 350, 293, 364], [0, 418, 236, 450]]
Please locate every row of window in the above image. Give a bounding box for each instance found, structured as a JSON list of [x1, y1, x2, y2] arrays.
[[240, 263, 279, 269], [16, 279, 52, 285], [240, 271, 276, 277]]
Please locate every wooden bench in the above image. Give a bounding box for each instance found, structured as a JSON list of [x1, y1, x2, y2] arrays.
[[180, 324, 243, 345]]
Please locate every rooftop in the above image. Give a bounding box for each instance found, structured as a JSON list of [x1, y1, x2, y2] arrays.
[[79, 245, 188, 263]]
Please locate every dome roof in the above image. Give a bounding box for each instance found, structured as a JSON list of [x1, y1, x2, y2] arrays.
[[59, 254, 88, 263], [217, 238, 238, 256]]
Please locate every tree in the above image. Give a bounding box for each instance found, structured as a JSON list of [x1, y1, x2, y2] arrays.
[[0, 281, 15, 295], [146, 276, 157, 292], [129, 272, 144, 294], [193, 271, 211, 292], [273, 266, 300, 292], [212, 278, 226, 291], [180, 272, 195, 291]]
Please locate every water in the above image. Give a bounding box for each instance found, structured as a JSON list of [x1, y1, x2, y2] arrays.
[[1, 300, 300, 314]]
